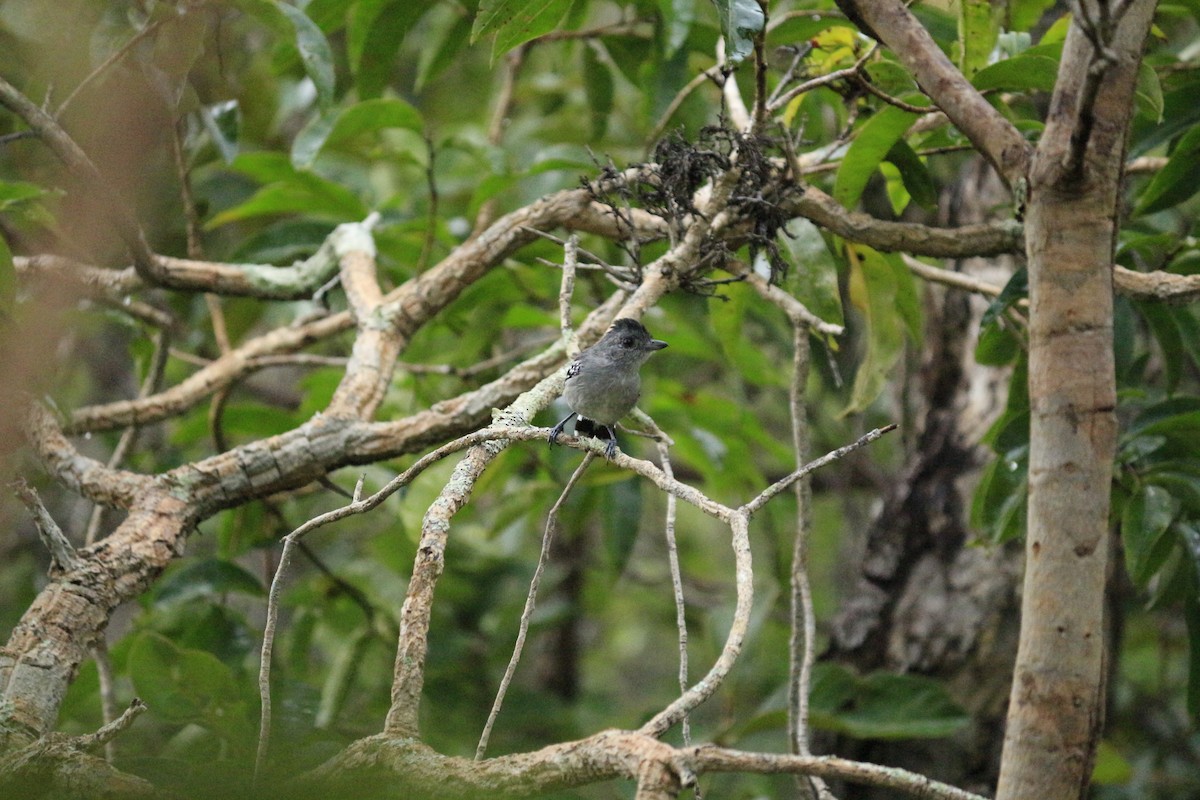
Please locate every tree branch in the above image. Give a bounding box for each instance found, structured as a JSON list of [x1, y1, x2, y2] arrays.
[[849, 0, 1032, 189]]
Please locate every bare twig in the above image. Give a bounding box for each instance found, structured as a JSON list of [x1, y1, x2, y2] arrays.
[[476, 453, 595, 759], [646, 416, 693, 750], [768, 44, 877, 114], [742, 424, 898, 516], [784, 325, 833, 800], [13, 479, 80, 573], [91, 640, 120, 763], [559, 234, 578, 339], [902, 254, 1005, 297], [75, 698, 148, 753], [690, 745, 988, 800], [646, 66, 725, 149]]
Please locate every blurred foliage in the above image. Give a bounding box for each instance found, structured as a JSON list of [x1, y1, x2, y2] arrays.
[[0, 0, 1199, 797]]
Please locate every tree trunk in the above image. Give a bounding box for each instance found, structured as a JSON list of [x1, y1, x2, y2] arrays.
[[996, 3, 1156, 797]]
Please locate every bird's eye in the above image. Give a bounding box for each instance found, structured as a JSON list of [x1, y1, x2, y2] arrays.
[[621, 337, 635, 348]]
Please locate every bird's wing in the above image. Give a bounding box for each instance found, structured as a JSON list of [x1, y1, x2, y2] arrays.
[[565, 359, 582, 381]]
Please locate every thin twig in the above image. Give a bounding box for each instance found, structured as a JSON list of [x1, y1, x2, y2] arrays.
[[419, 132, 439, 271], [476, 453, 595, 759], [642, 415, 692, 750], [742, 425, 898, 517], [559, 234, 578, 339], [74, 698, 148, 753], [646, 66, 725, 150], [92, 640, 120, 763], [784, 325, 833, 800], [752, 0, 770, 133], [13, 479, 80, 573], [768, 44, 877, 114]]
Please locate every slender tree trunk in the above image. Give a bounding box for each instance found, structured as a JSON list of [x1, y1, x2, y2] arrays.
[[996, 3, 1156, 797]]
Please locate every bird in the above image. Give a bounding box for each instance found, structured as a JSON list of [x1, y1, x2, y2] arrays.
[[548, 318, 668, 459]]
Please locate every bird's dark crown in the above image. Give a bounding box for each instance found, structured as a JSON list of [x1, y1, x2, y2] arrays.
[[609, 318, 649, 335]]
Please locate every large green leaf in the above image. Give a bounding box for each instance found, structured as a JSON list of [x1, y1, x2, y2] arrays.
[[348, 0, 426, 98], [834, 104, 923, 210], [155, 558, 265, 605], [228, 2, 336, 106], [583, 43, 614, 140], [659, 0, 696, 56], [1121, 484, 1178, 586], [810, 664, 970, 739], [958, 0, 1002, 78], [1186, 593, 1200, 718], [709, 0, 765, 62], [471, 0, 575, 59], [843, 246, 907, 415], [1136, 125, 1200, 215], [207, 172, 368, 226], [971, 54, 1059, 92], [416, 8, 474, 90], [884, 139, 937, 211], [784, 218, 843, 329], [277, 3, 338, 108], [1136, 60, 1164, 122], [128, 632, 243, 726], [291, 98, 424, 168]]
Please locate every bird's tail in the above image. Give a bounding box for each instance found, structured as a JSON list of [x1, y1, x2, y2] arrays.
[[574, 417, 611, 439]]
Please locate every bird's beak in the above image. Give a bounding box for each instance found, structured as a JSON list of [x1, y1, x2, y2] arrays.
[[648, 339, 668, 350]]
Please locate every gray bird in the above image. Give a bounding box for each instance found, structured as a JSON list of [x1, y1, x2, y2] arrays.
[[548, 318, 668, 459]]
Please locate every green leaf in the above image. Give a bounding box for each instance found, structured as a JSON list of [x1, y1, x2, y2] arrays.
[[582, 43, 614, 141], [1136, 125, 1200, 215], [154, 558, 266, 605], [971, 54, 1059, 93], [878, 162, 911, 216], [864, 61, 919, 97], [1135, 60, 1164, 122], [975, 320, 1020, 366], [1009, 0, 1058, 31], [292, 98, 424, 168], [659, 0, 696, 56], [1138, 302, 1184, 391], [834, 104, 922, 210], [201, 101, 240, 164], [417, 8, 474, 91], [1186, 592, 1200, 718], [811, 669, 970, 739], [783, 219, 843, 328], [304, 0, 354, 32], [843, 245, 906, 415], [708, 0, 765, 63], [883, 140, 937, 211], [207, 172, 367, 226], [1121, 484, 1177, 586], [1091, 740, 1134, 785], [348, 0, 426, 98], [472, 0, 575, 59], [958, 0, 1002, 78], [602, 479, 643, 573], [970, 445, 1028, 542], [886, 250, 922, 343], [277, 3, 337, 108], [980, 267, 1027, 328], [128, 632, 242, 726]]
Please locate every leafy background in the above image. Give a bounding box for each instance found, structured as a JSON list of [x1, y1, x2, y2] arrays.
[[1, 0, 1199, 796]]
